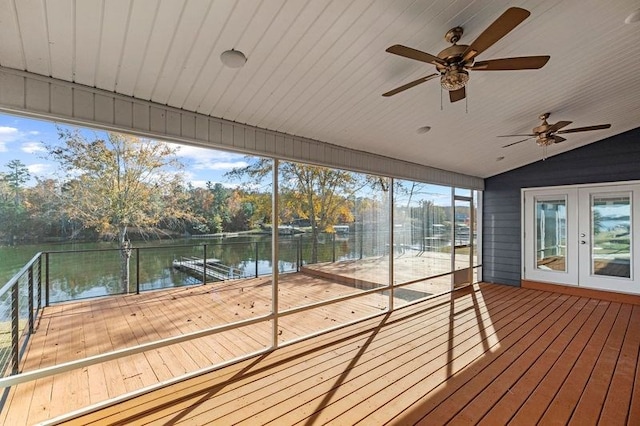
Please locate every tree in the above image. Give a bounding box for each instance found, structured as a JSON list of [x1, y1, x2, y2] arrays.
[[228, 159, 359, 263], [25, 178, 70, 239], [0, 160, 30, 244], [47, 129, 192, 291]]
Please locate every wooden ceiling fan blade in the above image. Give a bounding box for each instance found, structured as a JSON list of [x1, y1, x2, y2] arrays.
[[382, 74, 439, 97], [385, 45, 446, 66], [471, 56, 550, 71], [497, 133, 536, 137], [547, 120, 572, 133], [461, 7, 531, 62], [552, 136, 567, 143], [449, 87, 466, 103], [557, 124, 612, 134], [502, 137, 533, 148]]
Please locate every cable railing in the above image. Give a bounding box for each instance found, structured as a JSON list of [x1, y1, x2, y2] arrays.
[[0, 252, 42, 408], [40, 240, 301, 304]]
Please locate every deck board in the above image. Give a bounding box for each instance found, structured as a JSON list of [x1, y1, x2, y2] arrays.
[[71, 284, 640, 426], [570, 303, 632, 425], [2, 277, 640, 425], [477, 297, 594, 425], [508, 300, 610, 424]]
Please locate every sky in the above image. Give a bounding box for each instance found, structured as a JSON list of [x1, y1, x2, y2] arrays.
[[0, 111, 456, 205], [0, 112, 250, 188]]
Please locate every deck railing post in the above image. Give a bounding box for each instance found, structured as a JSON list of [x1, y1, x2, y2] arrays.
[[255, 242, 259, 278], [45, 252, 50, 307], [297, 237, 300, 272], [332, 233, 336, 263], [37, 254, 42, 312], [11, 278, 19, 375], [203, 244, 208, 284], [135, 248, 140, 294], [28, 264, 34, 335]]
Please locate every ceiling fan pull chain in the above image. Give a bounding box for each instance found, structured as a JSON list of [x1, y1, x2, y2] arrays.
[[465, 84, 468, 113]]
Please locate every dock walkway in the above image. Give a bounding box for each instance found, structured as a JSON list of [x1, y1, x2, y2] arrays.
[[172, 256, 246, 281]]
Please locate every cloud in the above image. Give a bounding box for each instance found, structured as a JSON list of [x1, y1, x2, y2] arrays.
[[0, 126, 18, 135], [0, 126, 19, 152], [193, 161, 249, 171], [189, 180, 209, 188], [21, 141, 46, 154], [26, 163, 52, 175], [171, 143, 250, 173]]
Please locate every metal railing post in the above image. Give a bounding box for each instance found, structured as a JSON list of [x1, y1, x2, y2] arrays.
[[255, 242, 259, 278], [45, 252, 50, 307], [37, 254, 42, 311], [332, 233, 336, 262], [135, 248, 140, 294], [11, 279, 19, 375], [203, 244, 208, 284], [297, 238, 300, 272], [28, 265, 34, 335]]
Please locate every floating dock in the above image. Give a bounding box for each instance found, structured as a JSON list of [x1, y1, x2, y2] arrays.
[[172, 257, 246, 281]]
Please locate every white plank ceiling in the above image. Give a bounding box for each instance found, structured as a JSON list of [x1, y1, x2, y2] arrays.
[[0, 0, 639, 178]]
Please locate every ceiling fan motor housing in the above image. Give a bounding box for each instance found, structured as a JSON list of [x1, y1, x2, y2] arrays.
[[435, 44, 472, 72]]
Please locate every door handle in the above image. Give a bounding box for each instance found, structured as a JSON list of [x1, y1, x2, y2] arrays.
[[580, 241, 587, 245]]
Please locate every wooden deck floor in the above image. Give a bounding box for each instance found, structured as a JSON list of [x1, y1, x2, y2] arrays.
[[1, 270, 397, 425], [3, 275, 640, 425], [39, 283, 640, 425]]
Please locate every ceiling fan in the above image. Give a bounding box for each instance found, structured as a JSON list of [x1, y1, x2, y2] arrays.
[[382, 7, 550, 103], [499, 113, 612, 148]]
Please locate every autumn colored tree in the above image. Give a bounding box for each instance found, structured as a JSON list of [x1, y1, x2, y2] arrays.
[[25, 178, 71, 239], [228, 159, 358, 263], [47, 129, 194, 291]]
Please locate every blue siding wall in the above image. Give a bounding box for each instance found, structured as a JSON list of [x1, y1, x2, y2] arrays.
[[482, 127, 640, 286]]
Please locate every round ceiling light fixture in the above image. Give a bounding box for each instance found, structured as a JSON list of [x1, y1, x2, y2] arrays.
[[625, 9, 640, 24], [220, 49, 247, 68], [416, 126, 431, 134]]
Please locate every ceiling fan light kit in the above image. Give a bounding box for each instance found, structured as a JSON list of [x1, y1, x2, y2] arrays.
[[440, 69, 469, 91], [383, 7, 550, 103], [498, 112, 612, 152]]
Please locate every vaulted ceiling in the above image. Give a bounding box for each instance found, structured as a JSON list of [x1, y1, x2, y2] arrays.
[[1, 0, 639, 178]]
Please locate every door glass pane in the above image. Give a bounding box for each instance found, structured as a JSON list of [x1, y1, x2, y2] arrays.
[[592, 194, 631, 278], [535, 198, 567, 271], [453, 198, 472, 287]]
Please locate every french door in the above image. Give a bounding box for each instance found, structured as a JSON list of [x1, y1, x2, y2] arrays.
[[523, 183, 640, 294]]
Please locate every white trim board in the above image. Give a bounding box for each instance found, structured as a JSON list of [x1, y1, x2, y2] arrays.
[[0, 67, 483, 190]]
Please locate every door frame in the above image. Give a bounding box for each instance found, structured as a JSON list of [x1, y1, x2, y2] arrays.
[[522, 180, 640, 293]]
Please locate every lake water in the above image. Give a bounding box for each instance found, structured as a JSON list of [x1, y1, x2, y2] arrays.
[[0, 232, 383, 305]]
